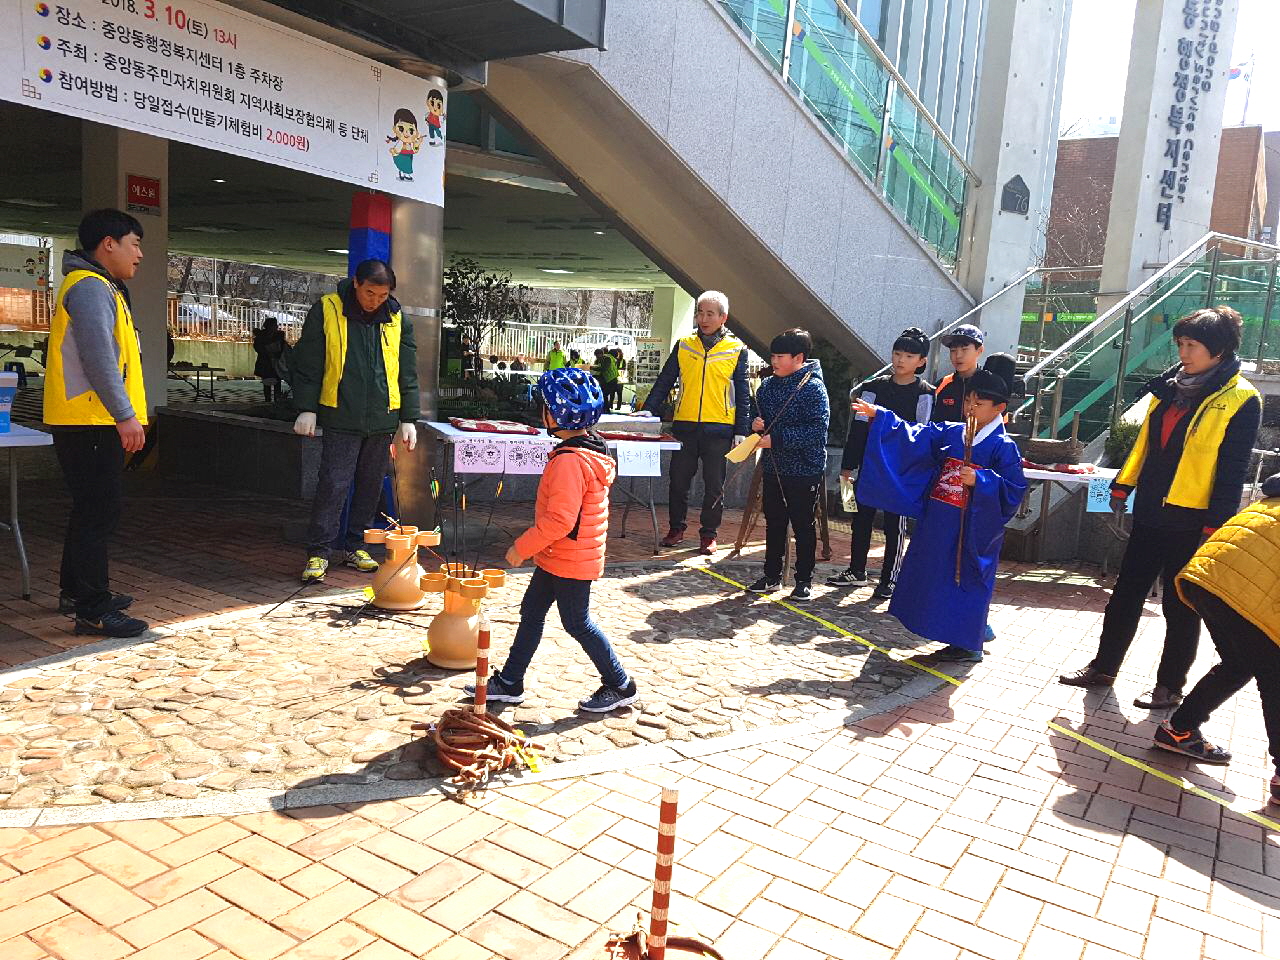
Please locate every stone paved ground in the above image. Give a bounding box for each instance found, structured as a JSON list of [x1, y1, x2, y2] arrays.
[[0, 562, 931, 809], [0, 569, 1276, 960]]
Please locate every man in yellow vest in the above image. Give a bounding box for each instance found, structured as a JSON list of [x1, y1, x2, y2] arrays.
[[291, 259, 420, 583], [545, 340, 567, 371], [44, 209, 149, 638], [640, 290, 750, 554]]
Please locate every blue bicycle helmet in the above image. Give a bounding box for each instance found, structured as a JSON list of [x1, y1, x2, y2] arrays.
[[537, 366, 605, 430]]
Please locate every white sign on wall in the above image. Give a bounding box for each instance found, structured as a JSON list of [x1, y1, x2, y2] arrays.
[[0, 243, 50, 290], [0, 0, 446, 207]]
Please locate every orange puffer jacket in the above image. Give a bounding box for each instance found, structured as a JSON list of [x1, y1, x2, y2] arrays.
[[514, 436, 616, 580]]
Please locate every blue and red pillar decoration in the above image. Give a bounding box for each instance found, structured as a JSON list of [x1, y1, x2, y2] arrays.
[[348, 192, 392, 276]]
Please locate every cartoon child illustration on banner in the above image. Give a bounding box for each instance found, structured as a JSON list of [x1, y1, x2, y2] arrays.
[[426, 89, 446, 145], [387, 108, 423, 181]]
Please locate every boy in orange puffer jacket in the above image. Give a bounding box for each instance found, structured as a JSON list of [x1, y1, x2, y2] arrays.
[[467, 367, 638, 713]]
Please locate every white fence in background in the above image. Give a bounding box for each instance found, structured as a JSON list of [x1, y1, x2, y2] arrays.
[[0, 287, 651, 357], [481, 321, 650, 362], [167, 297, 310, 342]]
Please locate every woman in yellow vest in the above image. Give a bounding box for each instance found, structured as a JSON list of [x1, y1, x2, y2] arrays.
[[290, 259, 420, 583], [1061, 307, 1261, 708], [1147, 471, 1280, 808], [44, 209, 150, 638]]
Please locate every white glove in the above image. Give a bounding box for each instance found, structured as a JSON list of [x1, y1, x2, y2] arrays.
[[734, 435, 746, 447], [293, 412, 317, 437], [397, 421, 418, 451]]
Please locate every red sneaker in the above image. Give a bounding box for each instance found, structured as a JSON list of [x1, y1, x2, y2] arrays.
[[660, 528, 686, 548], [699, 537, 718, 555]]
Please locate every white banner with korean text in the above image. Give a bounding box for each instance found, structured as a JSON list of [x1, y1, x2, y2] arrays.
[[1, 0, 445, 207]]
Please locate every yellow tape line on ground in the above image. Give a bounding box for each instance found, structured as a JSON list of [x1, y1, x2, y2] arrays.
[[1047, 720, 1280, 832], [692, 565, 962, 686], [691, 563, 1280, 832]]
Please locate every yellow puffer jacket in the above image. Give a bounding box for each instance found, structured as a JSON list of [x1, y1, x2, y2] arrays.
[[1176, 496, 1280, 647]]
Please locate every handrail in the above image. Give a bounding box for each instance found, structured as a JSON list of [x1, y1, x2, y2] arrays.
[[854, 265, 1040, 387], [828, 0, 980, 185], [1023, 231, 1280, 380]]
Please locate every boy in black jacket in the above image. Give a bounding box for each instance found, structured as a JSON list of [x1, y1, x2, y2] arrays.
[[829, 328, 934, 597]]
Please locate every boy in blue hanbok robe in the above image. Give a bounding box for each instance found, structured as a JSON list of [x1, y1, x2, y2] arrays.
[[850, 354, 1026, 661]]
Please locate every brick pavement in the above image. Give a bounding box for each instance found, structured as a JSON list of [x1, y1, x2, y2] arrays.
[[0, 473, 753, 667], [0, 594, 1276, 959], [3, 476, 1279, 957]]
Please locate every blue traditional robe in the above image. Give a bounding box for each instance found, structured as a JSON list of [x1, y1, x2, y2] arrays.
[[856, 410, 1026, 651]]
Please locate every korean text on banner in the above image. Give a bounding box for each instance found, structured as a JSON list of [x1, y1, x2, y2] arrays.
[[615, 441, 662, 477], [1, 0, 445, 207]]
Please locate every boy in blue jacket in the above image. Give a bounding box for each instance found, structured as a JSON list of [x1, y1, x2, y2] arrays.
[[746, 329, 831, 602]]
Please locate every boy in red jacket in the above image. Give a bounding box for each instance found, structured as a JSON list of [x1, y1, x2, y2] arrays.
[[468, 367, 638, 713]]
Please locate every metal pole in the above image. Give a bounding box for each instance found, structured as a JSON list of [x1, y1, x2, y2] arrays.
[[780, 0, 800, 82], [1029, 373, 1044, 439], [874, 78, 897, 192], [1035, 273, 1052, 365], [1110, 306, 1135, 430], [1257, 253, 1278, 364], [1049, 375, 1065, 440], [1205, 244, 1221, 307]]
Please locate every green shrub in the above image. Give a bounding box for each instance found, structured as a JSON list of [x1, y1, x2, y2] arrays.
[[1104, 419, 1143, 467]]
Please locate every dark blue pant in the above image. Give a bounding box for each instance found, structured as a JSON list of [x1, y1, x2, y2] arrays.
[[1174, 583, 1280, 776], [53, 427, 123, 618], [499, 566, 629, 689], [306, 429, 391, 557]]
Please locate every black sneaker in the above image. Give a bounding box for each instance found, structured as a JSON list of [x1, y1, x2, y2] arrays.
[[789, 582, 813, 602], [463, 671, 525, 704], [826, 569, 869, 587], [1153, 722, 1231, 764], [58, 592, 133, 616], [872, 583, 894, 599], [75, 610, 148, 638], [579, 679, 639, 713], [746, 576, 781, 594], [1270, 777, 1280, 808]]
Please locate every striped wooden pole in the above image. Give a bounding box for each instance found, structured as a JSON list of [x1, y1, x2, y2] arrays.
[[474, 610, 490, 714], [648, 787, 678, 960]]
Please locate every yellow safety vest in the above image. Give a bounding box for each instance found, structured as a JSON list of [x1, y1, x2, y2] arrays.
[[319, 293, 402, 411], [43, 270, 147, 426], [1115, 372, 1259, 510], [672, 332, 744, 426]]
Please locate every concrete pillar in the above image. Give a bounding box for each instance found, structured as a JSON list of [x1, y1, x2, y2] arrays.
[[389, 195, 444, 529], [956, 0, 1073, 356], [80, 122, 168, 418], [651, 286, 694, 357], [1098, 0, 1239, 310]]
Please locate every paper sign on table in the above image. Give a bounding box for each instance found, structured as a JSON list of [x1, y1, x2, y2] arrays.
[[453, 438, 505, 473], [503, 440, 556, 475], [1086, 476, 1133, 513], [614, 441, 662, 477]]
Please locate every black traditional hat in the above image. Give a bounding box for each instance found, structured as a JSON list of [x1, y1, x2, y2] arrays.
[[970, 352, 1019, 403]]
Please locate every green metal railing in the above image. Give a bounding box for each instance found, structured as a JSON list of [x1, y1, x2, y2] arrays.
[[1015, 233, 1280, 445], [718, 0, 977, 267]]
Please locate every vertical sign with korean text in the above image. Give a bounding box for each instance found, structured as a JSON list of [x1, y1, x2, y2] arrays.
[[1156, 0, 1224, 231], [1, 0, 445, 208]]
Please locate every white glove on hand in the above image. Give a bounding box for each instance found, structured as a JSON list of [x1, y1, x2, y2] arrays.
[[734, 435, 746, 447], [293, 412, 317, 437], [397, 421, 418, 451]]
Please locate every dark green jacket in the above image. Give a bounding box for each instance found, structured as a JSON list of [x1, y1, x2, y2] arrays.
[[291, 279, 420, 436]]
